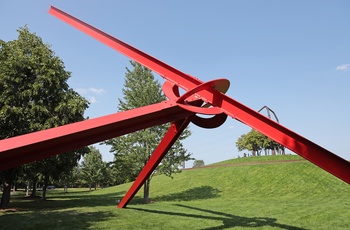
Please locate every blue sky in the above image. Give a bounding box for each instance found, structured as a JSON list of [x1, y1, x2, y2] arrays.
[[1, 1, 349, 166]]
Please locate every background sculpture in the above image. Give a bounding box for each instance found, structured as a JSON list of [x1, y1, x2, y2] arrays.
[[0, 6, 349, 208]]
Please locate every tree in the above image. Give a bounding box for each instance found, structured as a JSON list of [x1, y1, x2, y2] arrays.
[[236, 130, 263, 156], [236, 129, 284, 157], [57, 165, 81, 192], [192, 160, 205, 168], [105, 61, 192, 203], [100, 163, 117, 188], [39, 147, 88, 200], [0, 27, 89, 207], [80, 146, 105, 191]]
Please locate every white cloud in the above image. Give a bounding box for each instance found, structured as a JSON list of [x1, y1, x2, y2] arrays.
[[76, 87, 106, 95], [87, 96, 97, 104], [336, 64, 350, 71], [75, 87, 106, 104], [88, 87, 106, 94]]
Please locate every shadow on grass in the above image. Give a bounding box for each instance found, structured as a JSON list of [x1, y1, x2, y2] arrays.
[[129, 204, 306, 230], [155, 186, 221, 202], [122, 185, 221, 205], [0, 209, 114, 229], [7, 190, 126, 210]]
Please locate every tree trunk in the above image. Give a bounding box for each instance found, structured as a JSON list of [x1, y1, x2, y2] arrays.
[[42, 174, 49, 200], [26, 181, 30, 197], [280, 147, 285, 155], [30, 178, 38, 198], [42, 184, 47, 200], [0, 185, 12, 209], [143, 177, 151, 204], [0, 169, 15, 209]]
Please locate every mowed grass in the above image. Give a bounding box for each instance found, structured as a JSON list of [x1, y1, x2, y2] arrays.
[[1, 155, 350, 229]]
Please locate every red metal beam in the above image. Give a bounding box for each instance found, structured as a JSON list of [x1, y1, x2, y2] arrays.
[[217, 93, 350, 184], [49, 6, 201, 92], [0, 101, 194, 171], [117, 118, 191, 208], [48, 6, 350, 185]]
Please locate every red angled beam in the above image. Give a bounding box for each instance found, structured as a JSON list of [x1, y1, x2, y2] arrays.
[[49, 6, 201, 92], [0, 101, 194, 171], [216, 93, 350, 184], [118, 118, 191, 208], [49, 6, 350, 185]]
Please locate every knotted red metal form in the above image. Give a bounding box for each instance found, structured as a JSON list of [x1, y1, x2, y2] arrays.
[[1, 6, 349, 208]]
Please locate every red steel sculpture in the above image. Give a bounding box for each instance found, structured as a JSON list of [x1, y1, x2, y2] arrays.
[[1, 6, 349, 208]]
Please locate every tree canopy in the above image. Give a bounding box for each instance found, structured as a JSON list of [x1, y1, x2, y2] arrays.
[[236, 129, 285, 157], [192, 160, 205, 168], [0, 27, 89, 207], [80, 146, 106, 191]]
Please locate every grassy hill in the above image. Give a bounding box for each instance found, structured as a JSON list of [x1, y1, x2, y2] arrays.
[[2, 155, 350, 229]]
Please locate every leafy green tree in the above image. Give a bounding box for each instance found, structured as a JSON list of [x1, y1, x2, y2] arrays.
[[236, 129, 265, 156], [0, 27, 89, 207], [39, 148, 88, 200], [192, 160, 205, 168], [105, 61, 192, 203], [263, 138, 285, 155], [80, 146, 105, 191], [236, 129, 284, 157], [57, 165, 80, 192], [100, 163, 118, 188]]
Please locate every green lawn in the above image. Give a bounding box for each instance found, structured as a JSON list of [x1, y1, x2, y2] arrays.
[[1, 155, 350, 229]]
